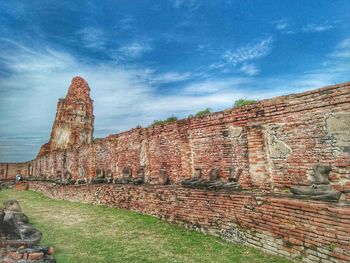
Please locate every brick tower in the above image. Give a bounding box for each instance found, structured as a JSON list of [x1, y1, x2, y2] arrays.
[[38, 76, 94, 156]]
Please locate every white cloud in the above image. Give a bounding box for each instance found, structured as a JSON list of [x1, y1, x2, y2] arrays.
[[223, 37, 273, 66], [273, 20, 295, 34], [117, 42, 152, 60], [209, 37, 273, 72], [302, 23, 333, 33], [181, 78, 250, 95], [77, 27, 106, 50], [149, 71, 192, 84], [0, 38, 76, 73], [240, 63, 259, 76], [173, 0, 202, 10], [274, 21, 336, 34], [1, 36, 349, 162], [275, 20, 288, 30], [330, 38, 350, 59], [338, 38, 350, 49]]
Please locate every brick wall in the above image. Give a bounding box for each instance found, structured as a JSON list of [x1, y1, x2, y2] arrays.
[[0, 163, 28, 181], [29, 182, 350, 262], [23, 82, 350, 194], [1, 81, 350, 261]]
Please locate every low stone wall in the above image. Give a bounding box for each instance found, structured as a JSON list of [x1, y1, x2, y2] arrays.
[[29, 182, 350, 263]]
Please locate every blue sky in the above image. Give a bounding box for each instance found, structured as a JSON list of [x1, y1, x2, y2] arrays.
[[0, 0, 349, 162]]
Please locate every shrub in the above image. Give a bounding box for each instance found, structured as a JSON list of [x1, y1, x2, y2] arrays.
[[165, 115, 178, 122], [150, 115, 178, 127], [233, 99, 256, 108], [194, 108, 212, 117], [151, 120, 165, 126]]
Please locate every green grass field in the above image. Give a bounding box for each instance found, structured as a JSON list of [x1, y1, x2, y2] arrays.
[[0, 190, 291, 263]]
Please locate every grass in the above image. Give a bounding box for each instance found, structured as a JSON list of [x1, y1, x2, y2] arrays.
[[0, 190, 291, 263]]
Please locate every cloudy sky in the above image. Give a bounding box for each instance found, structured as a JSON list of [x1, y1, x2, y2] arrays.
[[0, 1, 349, 162]]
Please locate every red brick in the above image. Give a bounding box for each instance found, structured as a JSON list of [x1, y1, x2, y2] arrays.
[[28, 252, 44, 260], [6, 252, 22, 260]]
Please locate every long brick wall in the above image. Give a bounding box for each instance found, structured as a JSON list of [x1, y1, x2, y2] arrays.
[[29, 182, 350, 263], [1, 80, 350, 262], [21, 82, 350, 195]]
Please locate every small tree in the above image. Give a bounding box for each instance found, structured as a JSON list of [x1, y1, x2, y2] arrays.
[[233, 99, 256, 108]]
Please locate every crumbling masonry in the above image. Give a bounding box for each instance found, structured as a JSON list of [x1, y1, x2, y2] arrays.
[[1, 77, 350, 262]]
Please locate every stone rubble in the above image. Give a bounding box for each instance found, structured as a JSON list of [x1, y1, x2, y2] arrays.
[[0, 200, 55, 263]]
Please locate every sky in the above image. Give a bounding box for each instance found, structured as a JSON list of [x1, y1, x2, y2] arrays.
[[0, 0, 349, 162]]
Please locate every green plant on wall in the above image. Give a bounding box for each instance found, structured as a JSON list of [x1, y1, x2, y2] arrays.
[[195, 108, 212, 117], [328, 242, 336, 252], [188, 108, 212, 118], [165, 115, 178, 122], [150, 115, 178, 127], [283, 188, 291, 193], [233, 99, 257, 108]]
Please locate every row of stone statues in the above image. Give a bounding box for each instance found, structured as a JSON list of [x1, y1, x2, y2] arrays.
[[25, 165, 171, 186], [22, 163, 342, 201], [26, 166, 240, 191], [90, 167, 147, 185]]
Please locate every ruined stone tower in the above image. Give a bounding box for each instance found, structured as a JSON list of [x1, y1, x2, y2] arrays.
[[38, 76, 94, 156]]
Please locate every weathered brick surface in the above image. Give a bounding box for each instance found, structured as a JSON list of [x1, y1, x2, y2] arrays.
[[1, 79, 350, 261], [3, 249, 50, 262], [0, 162, 28, 181], [2, 81, 349, 191], [29, 182, 350, 262], [29, 82, 350, 191], [37, 76, 94, 158]]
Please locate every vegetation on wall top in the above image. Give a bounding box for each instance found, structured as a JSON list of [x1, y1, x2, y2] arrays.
[[148, 99, 256, 128], [233, 99, 257, 108], [188, 108, 213, 119], [150, 115, 178, 127]]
